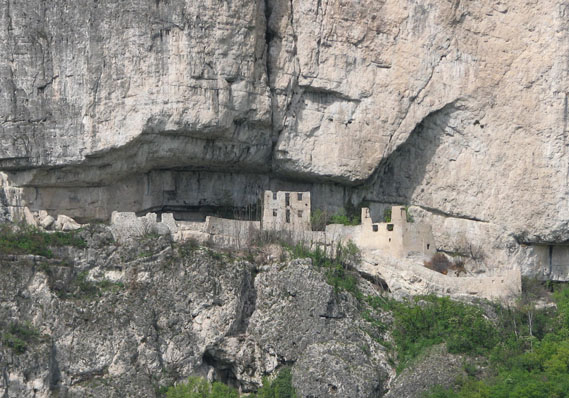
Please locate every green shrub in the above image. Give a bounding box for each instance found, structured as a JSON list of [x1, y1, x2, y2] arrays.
[[165, 376, 238, 398], [383, 208, 392, 223], [311, 207, 360, 231], [0, 224, 86, 258], [310, 209, 328, 231], [254, 367, 297, 398], [366, 295, 498, 372], [162, 368, 297, 398], [404, 206, 415, 223], [286, 242, 362, 299], [178, 239, 200, 257], [1, 322, 41, 354], [423, 286, 569, 398], [328, 209, 360, 226]]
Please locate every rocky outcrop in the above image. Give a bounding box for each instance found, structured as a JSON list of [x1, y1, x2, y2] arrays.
[[0, 226, 391, 397], [2, 0, 569, 278]]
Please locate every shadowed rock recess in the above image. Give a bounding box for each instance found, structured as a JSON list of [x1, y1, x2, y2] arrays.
[[2, 0, 569, 279], [2, 0, 569, 395]]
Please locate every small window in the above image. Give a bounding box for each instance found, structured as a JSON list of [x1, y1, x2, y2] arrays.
[[285, 193, 290, 206], [372, 225, 378, 232], [387, 224, 394, 231], [273, 210, 277, 217], [286, 209, 290, 223], [298, 210, 303, 217], [427, 244, 430, 250], [273, 192, 277, 200], [389, 238, 391, 242], [297, 193, 303, 201]]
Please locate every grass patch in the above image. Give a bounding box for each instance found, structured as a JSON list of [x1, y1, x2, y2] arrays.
[[0, 224, 86, 258]]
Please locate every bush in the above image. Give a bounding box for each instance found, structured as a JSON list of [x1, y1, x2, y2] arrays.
[[311, 208, 360, 231], [1, 322, 41, 354], [254, 367, 296, 398], [165, 376, 238, 398], [424, 253, 466, 276], [423, 286, 569, 398], [366, 295, 498, 372], [383, 208, 392, 222], [162, 368, 296, 398], [286, 241, 362, 299], [0, 224, 86, 258]]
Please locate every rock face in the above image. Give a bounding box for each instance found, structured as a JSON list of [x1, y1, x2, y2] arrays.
[[2, 0, 569, 277], [0, 226, 391, 397]]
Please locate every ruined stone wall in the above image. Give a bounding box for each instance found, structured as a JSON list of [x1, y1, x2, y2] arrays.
[[362, 253, 522, 302], [2, 0, 569, 280]]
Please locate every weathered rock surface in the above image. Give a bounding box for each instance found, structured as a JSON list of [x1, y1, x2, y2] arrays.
[[0, 225, 391, 397], [2, 0, 569, 278], [384, 344, 470, 398]]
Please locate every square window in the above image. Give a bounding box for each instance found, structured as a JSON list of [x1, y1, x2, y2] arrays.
[[372, 225, 378, 232], [298, 210, 303, 217], [387, 224, 394, 231], [297, 193, 303, 201]]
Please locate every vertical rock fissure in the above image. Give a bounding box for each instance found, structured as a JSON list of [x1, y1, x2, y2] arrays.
[[1, 365, 8, 398], [228, 268, 258, 336]]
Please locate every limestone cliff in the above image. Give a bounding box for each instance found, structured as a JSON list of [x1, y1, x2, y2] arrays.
[[1, 0, 569, 278], [0, 227, 391, 397]]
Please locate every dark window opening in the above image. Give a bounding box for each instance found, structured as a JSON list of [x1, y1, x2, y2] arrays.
[[285, 193, 290, 206], [273, 192, 277, 200], [297, 193, 303, 201], [389, 238, 391, 242], [372, 225, 378, 232], [273, 210, 277, 217], [286, 209, 290, 223], [387, 224, 394, 231], [298, 210, 303, 217], [427, 244, 430, 250]]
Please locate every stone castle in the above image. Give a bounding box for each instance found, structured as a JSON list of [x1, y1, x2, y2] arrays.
[[16, 189, 521, 301]]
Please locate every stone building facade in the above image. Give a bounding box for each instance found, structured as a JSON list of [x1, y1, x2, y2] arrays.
[[261, 190, 311, 231]]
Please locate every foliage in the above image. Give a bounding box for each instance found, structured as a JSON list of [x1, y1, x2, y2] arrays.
[[311, 206, 361, 231], [254, 367, 297, 398], [329, 209, 360, 226], [405, 206, 415, 223], [422, 285, 569, 398], [310, 209, 328, 231], [163, 368, 296, 398], [1, 322, 41, 354], [178, 239, 200, 258], [55, 271, 124, 300], [164, 376, 238, 398], [386, 296, 497, 371], [0, 224, 86, 258], [286, 241, 362, 300], [383, 208, 392, 223]]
